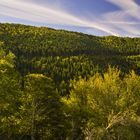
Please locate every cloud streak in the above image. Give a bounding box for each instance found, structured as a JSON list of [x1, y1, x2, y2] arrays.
[[0, 0, 119, 36], [0, 0, 140, 36], [105, 0, 140, 36], [106, 0, 140, 20]]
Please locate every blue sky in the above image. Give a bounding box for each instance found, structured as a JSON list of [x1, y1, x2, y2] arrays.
[[0, 0, 140, 37]]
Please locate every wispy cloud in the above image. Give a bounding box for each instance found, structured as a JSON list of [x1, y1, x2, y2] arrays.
[[104, 0, 140, 36], [106, 0, 140, 20], [0, 0, 140, 36], [0, 0, 119, 36]]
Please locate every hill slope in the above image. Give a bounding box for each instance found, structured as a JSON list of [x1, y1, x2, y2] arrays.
[[0, 23, 140, 94], [1, 23, 140, 139]]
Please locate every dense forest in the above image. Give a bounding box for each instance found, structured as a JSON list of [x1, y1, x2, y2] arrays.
[[0, 23, 140, 140]]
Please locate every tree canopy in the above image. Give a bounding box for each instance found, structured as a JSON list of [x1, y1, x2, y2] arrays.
[[0, 23, 140, 139]]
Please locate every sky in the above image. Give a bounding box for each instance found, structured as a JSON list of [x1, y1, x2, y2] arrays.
[[0, 0, 140, 37]]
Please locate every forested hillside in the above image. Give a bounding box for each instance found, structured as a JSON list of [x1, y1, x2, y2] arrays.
[[0, 23, 140, 140]]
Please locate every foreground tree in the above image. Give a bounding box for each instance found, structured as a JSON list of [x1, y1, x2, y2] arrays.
[[0, 49, 21, 139], [20, 74, 63, 140], [63, 67, 140, 140]]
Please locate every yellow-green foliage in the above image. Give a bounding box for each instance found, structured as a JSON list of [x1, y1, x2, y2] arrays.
[[63, 67, 140, 140], [1, 23, 140, 139]]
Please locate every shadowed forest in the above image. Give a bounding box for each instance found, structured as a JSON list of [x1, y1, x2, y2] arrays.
[[0, 23, 140, 140]]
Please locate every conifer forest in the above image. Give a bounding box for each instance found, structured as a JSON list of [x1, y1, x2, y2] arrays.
[[1, 23, 140, 140]]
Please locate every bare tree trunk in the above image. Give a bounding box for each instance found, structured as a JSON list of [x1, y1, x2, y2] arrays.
[[31, 98, 36, 140]]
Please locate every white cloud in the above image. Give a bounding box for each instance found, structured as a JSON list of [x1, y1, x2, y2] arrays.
[[106, 0, 140, 21], [0, 0, 140, 36], [107, 0, 138, 9], [0, 0, 119, 36], [103, 0, 140, 36]]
